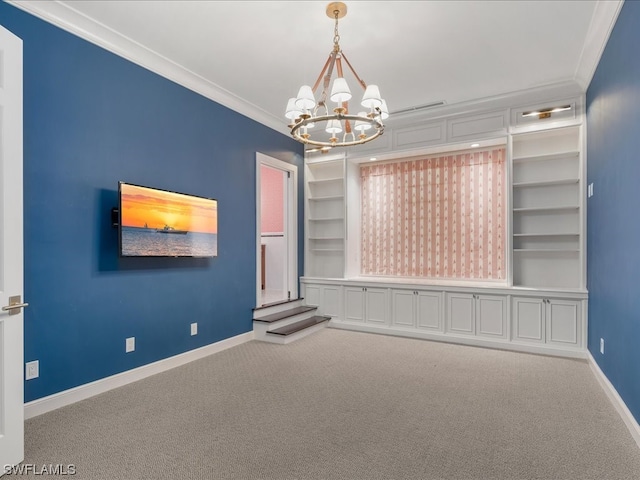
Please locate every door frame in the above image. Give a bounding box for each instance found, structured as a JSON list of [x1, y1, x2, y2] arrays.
[[0, 23, 25, 471], [255, 153, 298, 306]]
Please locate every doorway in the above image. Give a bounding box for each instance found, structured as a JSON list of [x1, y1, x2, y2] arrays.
[[255, 153, 298, 307]]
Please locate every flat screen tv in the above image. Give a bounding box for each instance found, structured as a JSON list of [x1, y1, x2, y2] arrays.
[[118, 182, 218, 258]]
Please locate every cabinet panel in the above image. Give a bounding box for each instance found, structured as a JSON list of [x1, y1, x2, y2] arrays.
[[476, 295, 507, 338], [416, 291, 442, 331], [304, 285, 322, 308], [547, 300, 579, 345], [366, 288, 388, 325], [512, 297, 545, 343], [344, 287, 365, 323], [322, 286, 342, 318], [447, 293, 475, 335], [391, 290, 415, 327]]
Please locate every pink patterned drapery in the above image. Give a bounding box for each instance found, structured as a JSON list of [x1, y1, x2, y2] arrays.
[[361, 148, 505, 280]]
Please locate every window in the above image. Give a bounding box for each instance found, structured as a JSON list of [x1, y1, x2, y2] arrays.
[[360, 147, 506, 281]]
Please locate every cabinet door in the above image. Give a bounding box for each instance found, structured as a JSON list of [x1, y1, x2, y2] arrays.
[[447, 293, 475, 335], [476, 295, 507, 339], [416, 291, 442, 331], [322, 286, 343, 319], [512, 297, 545, 343], [344, 287, 365, 323], [546, 299, 580, 346], [303, 284, 322, 308], [365, 288, 388, 325], [391, 290, 415, 328]]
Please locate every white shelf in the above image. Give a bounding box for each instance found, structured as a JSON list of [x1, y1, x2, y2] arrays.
[[308, 177, 343, 185], [306, 157, 346, 278], [308, 195, 344, 201], [513, 178, 579, 188], [513, 205, 579, 213], [514, 249, 580, 253], [513, 233, 579, 237], [309, 217, 344, 222], [512, 151, 579, 163]]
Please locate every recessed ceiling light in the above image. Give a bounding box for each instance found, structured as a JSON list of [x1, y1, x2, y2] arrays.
[[370, 157, 377, 161], [471, 143, 480, 148]]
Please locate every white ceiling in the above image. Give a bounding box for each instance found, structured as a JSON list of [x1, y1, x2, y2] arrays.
[[13, 1, 622, 135]]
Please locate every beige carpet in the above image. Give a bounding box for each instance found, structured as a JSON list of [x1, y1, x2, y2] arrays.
[[20, 328, 640, 479]]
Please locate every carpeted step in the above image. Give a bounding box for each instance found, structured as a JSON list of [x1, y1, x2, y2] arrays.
[[253, 305, 317, 323], [266, 315, 330, 336]]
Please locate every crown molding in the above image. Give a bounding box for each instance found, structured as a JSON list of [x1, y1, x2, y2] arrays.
[[574, 0, 624, 90], [7, 0, 289, 136]]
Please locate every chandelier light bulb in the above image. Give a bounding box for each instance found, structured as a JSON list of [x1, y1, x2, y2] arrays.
[[295, 85, 316, 110], [361, 84, 383, 109], [354, 112, 372, 132], [330, 77, 352, 103], [379, 99, 389, 120], [325, 119, 343, 134], [285, 98, 303, 120]]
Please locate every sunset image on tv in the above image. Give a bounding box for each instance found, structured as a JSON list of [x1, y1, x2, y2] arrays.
[[119, 182, 218, 257]]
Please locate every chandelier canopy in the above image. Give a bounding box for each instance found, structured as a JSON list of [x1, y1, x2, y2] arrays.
[[285, 2, 388, 150]]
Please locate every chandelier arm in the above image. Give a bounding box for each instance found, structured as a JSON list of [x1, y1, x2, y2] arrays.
[[319, 50, 338, 106], [336, 55, 344, 78], [340, 52, 368, 90], [312, 53, 335, 93]]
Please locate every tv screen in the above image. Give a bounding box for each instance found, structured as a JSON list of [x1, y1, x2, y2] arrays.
[[118, 182, 218, 257]]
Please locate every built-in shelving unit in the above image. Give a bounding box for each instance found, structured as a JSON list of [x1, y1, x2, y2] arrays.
[[511, 126, 583, 290], [305, 157, 346, 278]]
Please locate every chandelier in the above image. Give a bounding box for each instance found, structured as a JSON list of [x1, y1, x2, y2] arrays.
[[285, 2, 388, 149]]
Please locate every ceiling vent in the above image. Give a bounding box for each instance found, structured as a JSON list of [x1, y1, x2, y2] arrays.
[[390, 101, 446, 116]]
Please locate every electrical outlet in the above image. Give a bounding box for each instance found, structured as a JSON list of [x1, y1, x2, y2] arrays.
[[600, 338, 605, 354], [25, 360, 39, 380], [190, 322, 198, 336], [126, 337, 135, 353]]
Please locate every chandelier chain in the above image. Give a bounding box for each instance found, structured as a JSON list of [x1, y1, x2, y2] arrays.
[[333, 10, 341, 51]]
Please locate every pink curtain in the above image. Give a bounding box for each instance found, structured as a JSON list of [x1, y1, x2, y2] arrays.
[[361, 148, 505, 280]]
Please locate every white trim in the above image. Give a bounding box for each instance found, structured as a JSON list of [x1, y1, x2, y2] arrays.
[[574, 0, 624, 90], [256, 153, 299, 307], [7, 0, 287, 136], [329, 321, 588, 360], [588, 352, 640, 449], [24, 331, 254, 419]]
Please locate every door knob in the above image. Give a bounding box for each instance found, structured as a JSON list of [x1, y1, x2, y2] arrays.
[[2, 295, 29, 316]]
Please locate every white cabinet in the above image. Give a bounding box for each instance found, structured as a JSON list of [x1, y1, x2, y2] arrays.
[[512, 296, 582, 348], [305, 158, 345, 278], [303, 283, 343, 319], [512, 126, 583, 290], [446, 293, 507, 339], [344, 286, 388, 325], [391, 289, 442, 331]]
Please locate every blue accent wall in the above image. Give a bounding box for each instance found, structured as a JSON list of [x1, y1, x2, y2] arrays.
[[587, 1, 640, 423], [0, 3, 304, 402]]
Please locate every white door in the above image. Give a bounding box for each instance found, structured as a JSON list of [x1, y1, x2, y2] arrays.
[[0, 25, 25, 471]]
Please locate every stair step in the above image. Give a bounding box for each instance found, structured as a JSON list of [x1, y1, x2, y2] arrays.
[[254, 305, 317, 323], [253, 298, 304, 312], [267, 315, 330, 336]]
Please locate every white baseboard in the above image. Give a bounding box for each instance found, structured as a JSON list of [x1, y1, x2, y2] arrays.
[[588, 352, 640, 449], [24, 331, 254, 419], [329, 321, 588, 359]]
